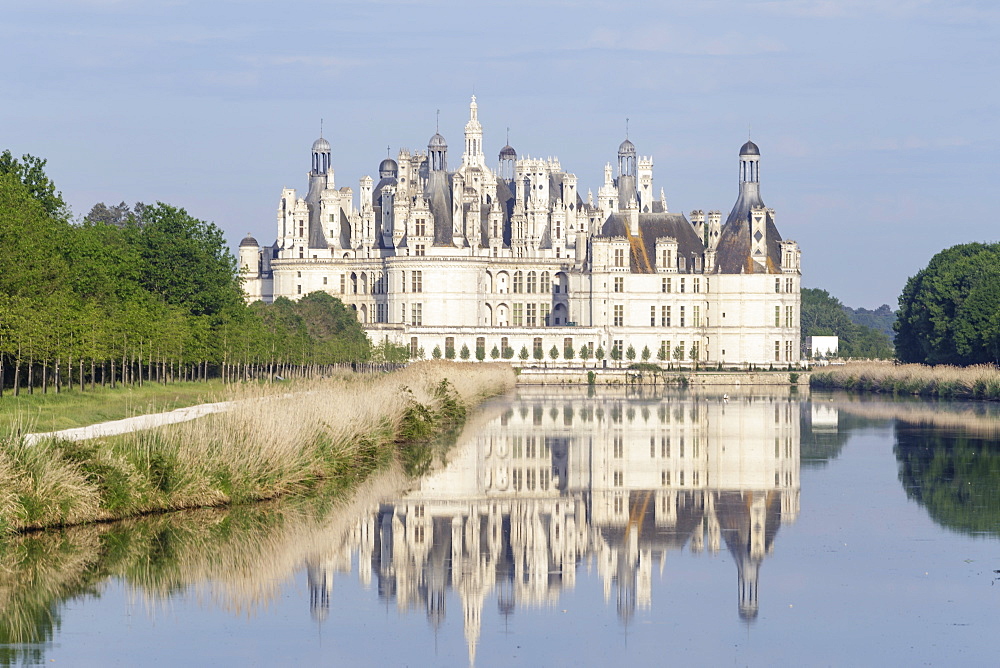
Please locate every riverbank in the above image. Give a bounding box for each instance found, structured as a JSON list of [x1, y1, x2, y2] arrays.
[[0, 361, 516, 534], [810, 361, 1000, 399]]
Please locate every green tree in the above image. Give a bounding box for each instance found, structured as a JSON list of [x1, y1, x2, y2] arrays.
[[132, 203, 242, 317], [0, 150, 67, 219], [579, 345, 591, 364], [432, 345, 442, 359], [564, 343, 575, 361], [460, 343, 470, 360], [518, 345, 529, 360], [625, 344, 636, 362], [549, 345, 559, 360], [490, 344, 500, 360], [595, 346, 605, 362], [896, 243, 1000, 365], [533, 345, 544, 361], [641, 345, 651, 362]]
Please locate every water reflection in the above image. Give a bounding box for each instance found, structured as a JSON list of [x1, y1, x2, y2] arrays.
[[321, 387, 802, 661], [833, 398, 1000, 538]]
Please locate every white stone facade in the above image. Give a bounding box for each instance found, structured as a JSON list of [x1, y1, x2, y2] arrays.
[[240, 98, 801, 365]]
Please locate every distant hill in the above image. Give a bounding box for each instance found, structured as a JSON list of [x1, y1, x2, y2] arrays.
[[844, 303, 896, 341]]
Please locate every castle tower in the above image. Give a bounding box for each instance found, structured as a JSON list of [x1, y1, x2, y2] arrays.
[[617, 138, 638, 210], [739, 140, 761, 201], [429, 132, 448, 172], [305, 136, 331, 248], [498, 139, 516, 182], [463, 95, 484, 168]]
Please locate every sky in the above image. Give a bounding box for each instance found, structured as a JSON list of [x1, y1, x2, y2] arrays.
[[3, 0, 998, 308]]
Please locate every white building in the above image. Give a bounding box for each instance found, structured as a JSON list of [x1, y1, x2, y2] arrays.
[[241, 98, 801, 365]]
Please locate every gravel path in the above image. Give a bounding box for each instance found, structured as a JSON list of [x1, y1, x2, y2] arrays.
[[23, 400, 236, 446]]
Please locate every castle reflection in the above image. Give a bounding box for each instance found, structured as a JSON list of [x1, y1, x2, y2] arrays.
[[307, 387, 803, 659]]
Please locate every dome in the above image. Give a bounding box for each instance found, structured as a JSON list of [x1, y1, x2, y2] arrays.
[[739, 140, 760, 156], [312, 137, 331, 153], [499, 144, 516, 159], [618, 138, 636, 155], [239, 233, 259, 248], [428, 133, 448, 149], [379, 157, 398, 178]]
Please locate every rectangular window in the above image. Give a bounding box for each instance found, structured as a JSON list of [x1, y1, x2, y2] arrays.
[[296, 284, 301, 294], [680, 278, 685, 293], [785, 340, 793, 361], [614, 339, 624, 359], [340, 274, 346, 293], [613, 304, 624, 327], [526, 303, 537, 326], [501, 336, 509, 353], [613, 435, 623, 458], [693, 305, 701, 327], [322, 276, 327, 285], [693, 278, 700, 293], [414, 218, 426, 236], [445, 337, 455, 358], [415, 244, 425, 256], [401, 303, 406, 323], [411, 303, 422, 326], [691, 341, 700, 360], [785, 305, 793, 328], [411, 270, 422, 293], [401, 270, 406, 293], [614, 276, 624, 293], [476, 336, 486, 358], [786, 277, 793, 293], [677, 341, 685, 360], [680, 306, 685, 327], [410, 337, 419, 357], [614, 248, 625, 268], [540, 303, 550, 326], [775, 305, 781, 327], [775, 340, 781, 361], [659, 340, 668, 360], [513, 303, 523, 326], [533, 337, 543, 357], [775, 278, 781, 293], [650, 306, 656, 326], [662, 277, 668, 293]]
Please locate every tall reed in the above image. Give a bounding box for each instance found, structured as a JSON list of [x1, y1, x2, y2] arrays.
[[811, 361, 1000, 400], [0, 361, 516, 534]]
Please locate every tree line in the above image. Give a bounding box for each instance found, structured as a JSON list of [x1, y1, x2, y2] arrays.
[[0, 150, 376, 396]]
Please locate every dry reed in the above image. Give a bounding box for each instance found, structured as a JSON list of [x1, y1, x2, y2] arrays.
[[0, 361, 516, 533], [811, 361, 1000, 400]]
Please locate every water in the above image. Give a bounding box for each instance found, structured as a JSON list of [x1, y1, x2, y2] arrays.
[[3, 386, 1000, 666]]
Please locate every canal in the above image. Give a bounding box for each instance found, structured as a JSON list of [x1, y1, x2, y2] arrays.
[[2, 386, 998, 666]]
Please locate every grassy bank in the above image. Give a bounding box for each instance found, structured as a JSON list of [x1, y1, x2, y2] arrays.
[[0, 380, 229, 434], [811, 361, 1000, 399], [0, 361, 515, 534]]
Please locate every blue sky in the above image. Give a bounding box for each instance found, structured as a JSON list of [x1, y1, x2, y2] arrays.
[[3, 0, 998, 308]]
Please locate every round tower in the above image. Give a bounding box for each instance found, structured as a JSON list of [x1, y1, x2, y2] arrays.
[[428, 132, 448, 172], [498, 142, 516, 181], [311, 136, 331, 175]]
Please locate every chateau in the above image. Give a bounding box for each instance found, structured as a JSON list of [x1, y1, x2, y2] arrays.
[[240, 98, 801, 365]]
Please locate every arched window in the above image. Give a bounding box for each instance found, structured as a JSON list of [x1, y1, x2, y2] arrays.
[[540, 272, 551, 294], [527, 271, 537, 294], [513, 271, 524, 293]]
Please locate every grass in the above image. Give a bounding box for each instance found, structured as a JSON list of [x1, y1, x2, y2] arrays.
[[811, 361, 1000, 400], [0, 361, 516, 534], [0, 379, 230, 435]]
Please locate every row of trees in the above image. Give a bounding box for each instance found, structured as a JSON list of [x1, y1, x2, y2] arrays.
[[425, 341, 703, 366], [0, 150, 373, 395]]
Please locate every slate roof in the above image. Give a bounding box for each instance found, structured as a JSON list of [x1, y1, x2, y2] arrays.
[[599, 212, 703, 273], [713, 185, 783, 274]]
